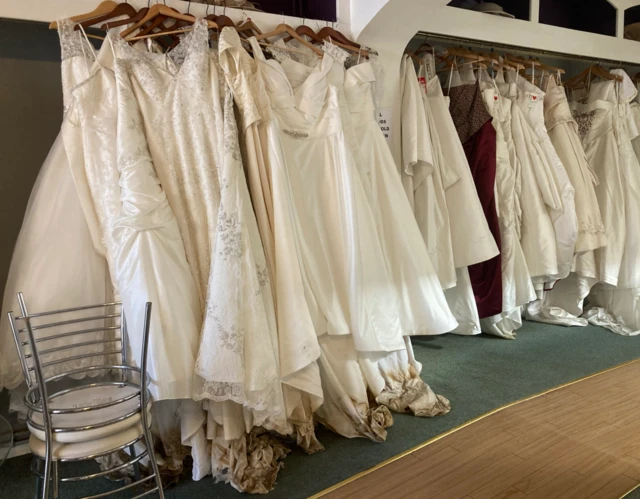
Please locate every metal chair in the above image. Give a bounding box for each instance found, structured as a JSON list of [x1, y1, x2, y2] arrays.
[[8, 293, 164, 499]]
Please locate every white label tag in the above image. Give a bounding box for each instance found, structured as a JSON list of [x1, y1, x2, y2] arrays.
[[378, 108, 393, 144]]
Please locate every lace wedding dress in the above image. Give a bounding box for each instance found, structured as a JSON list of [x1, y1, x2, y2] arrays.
[[113, 22, 288, 492]]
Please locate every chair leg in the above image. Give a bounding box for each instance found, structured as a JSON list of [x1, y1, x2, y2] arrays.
[[129, 444, 141, 484], [41, 454, 51, 499], [142, 434, 164, 499], [33, 459, 43, 499], [51, 461, 59, 499]]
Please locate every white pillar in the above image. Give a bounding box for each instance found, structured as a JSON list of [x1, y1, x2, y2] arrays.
[[617, 7, 625, 38], [529, 0, 540, 23]]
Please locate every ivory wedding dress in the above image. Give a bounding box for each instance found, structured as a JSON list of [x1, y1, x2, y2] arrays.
[[512, 75, 577, 284], [0, 21, 111, 391], [478, 72, 536, 338], [220, 29, 450, 443], [113, 20, 285, 418], [499, 79, 559, 288], [403, 58, 457, 291]]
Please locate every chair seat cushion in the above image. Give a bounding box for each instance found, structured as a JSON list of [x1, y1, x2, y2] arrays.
[[29, 421, 149, 460], [28, 384, 150, 444]]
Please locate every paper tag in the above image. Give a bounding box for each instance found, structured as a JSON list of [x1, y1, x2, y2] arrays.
[[378, 108, 393, 144]]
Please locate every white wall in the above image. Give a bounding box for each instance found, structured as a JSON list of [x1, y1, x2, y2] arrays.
[[350, 0, 640, 162]]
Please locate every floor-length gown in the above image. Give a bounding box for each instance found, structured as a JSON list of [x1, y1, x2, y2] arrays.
[[524, 77, 606, 327], [445, 80, 503, 319], [113, 22, 288, 493], [499, 78, 559, 290], [276, 39, 455, 416], [343, 58, 457, 336], [403, 58, 457, 291], [511, 74, 577, 286], [478, 74, 536, 338], [55, 26, 207, 476], [0, 20, 111, 392], [220, 29, 450, 443], [426, 66, 499, 335]]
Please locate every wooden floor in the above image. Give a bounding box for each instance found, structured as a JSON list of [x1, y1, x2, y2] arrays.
[[321, 359, 640, 499]]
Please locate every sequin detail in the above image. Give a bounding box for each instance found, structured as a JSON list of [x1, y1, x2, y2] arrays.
[[283, 129, 309, 139], [572, 109, 597, 142]]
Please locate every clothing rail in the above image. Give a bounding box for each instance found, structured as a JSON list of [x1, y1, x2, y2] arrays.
[[415, 31, 640, 68]]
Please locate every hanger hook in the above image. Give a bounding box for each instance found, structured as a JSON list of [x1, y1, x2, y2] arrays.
[[147, 0, 150, 8], [223, 0, 227, 16], [206, 1, 210, 17], [187, 0, 191, 15]]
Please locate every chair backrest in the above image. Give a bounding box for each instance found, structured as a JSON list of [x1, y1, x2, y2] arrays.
[[8, 293, 153, 438], [8, 293, 128, 389]]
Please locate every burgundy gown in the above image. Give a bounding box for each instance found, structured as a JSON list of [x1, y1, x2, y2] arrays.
[[446, 82, 503, 318]]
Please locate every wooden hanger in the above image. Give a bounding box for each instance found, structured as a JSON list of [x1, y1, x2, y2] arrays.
[[282, 24, 323, 44], [317, 25, 360, 49], [443, 46, 485, 62], [50, 0, 118, 29], [236, 18, 263, 37], [528, 57, 566, 74], [102, 6, 148, 30], [121, 4, 217, 39], [74, 2, 136, 32], [256, 24, 324, 57], [505, 53, 541, 68], [564, 65, 623, 88]]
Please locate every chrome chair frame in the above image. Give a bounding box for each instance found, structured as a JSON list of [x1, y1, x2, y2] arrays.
[[8, 293, 164, 499]]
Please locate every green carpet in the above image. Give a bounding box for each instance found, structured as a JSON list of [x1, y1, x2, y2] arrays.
[[1, 321, 639, 499]]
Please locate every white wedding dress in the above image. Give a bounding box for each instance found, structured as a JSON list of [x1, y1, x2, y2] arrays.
[[0, 21, 111, 391], [402, 58, 457, 291], [114, 23, 289, 493], [512, 75, 577, 285], [220, 29, 451, 444], [499, 79, 559, 289], [478, 71, 536, 338]]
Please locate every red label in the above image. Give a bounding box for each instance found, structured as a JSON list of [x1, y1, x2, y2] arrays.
[[418, 76, 427, 92]]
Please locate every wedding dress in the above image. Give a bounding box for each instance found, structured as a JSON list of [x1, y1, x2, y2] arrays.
[[500, 79, 558, 288], [0, 21, 111, 391], [523, 77, 606, 327], [545, 77, 606, 254], [512, 74, 577, 285], [277, 38, 453, 417], [220, 29, 450, 444], [426, 68, 498, 335], [446, 80, 503, 319], [478, 72, 536, 338], [113, 23, 288, 492], [343, 57, 457, 336], [403, 58, 457, 291]]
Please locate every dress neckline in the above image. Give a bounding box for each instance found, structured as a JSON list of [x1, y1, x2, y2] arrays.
[[247, 36, 333, 101], [111, 19, 207, 79]]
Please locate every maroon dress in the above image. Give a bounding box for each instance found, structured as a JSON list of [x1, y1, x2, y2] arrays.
[[446, 82, 503, 319]]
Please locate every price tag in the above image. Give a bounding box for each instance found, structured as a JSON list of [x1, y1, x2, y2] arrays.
[[378, 108, 393, 144]]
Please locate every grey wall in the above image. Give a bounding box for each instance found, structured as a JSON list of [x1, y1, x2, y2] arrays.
[[0, 19, 63, 305]]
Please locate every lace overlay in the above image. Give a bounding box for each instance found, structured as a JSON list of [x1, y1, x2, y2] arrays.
[[193, 49, 286, 433], [578, 215, 606, 236], [321, 40, 349, 64], [572, 109, 597, 143], [58, 18, 96, 62]]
